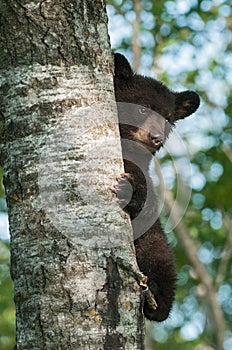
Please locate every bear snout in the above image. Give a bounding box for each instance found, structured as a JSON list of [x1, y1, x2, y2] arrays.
[[149, 133, 164, 150]]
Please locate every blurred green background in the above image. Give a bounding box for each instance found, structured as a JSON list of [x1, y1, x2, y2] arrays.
[[1, 0, 232, 349], [107, 0, 232, 349], [0, 167, 15, 350]]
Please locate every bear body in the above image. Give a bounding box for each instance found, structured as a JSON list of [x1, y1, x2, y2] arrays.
[[114, 53, 200, 321]]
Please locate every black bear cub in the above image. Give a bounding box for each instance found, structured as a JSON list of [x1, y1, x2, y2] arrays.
[[114, 53, 200, 321]]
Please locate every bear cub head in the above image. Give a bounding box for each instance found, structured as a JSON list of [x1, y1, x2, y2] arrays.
[[114, 53, 200, 155]]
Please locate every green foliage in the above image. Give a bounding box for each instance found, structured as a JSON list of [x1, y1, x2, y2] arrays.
[[0, 167, 7, 212], [0, 167, 4, 197], [0, 240, 15, 350]]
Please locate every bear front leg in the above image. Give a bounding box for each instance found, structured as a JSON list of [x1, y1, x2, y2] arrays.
[[115, 173, 147, 219], [115, 173, 134, 210]]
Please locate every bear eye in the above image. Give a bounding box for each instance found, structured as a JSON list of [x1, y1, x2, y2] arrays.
[[138, 107, 148, 115]]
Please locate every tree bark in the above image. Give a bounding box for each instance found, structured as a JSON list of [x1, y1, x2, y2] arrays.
[[0, 1, 145, 349]]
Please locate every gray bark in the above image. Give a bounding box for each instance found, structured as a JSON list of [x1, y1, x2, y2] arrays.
[[0, 1, 145, 349]]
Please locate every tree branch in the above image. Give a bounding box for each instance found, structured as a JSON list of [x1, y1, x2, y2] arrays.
[[132, 0, 142, 71], [216, 215, 232, 287], [164, 188, 225, 350]]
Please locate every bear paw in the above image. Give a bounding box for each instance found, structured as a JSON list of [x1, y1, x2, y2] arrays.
[[114, 173, 134, 210]]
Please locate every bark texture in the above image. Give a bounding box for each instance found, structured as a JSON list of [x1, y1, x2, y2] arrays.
[[0, 1, 145, 349]]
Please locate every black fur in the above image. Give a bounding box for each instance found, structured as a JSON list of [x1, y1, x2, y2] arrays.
[[114, 53, 200, 321]]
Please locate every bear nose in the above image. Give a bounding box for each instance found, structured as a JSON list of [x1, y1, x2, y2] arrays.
[[150, 133, 163, 147], [151, 133, 162, 140]]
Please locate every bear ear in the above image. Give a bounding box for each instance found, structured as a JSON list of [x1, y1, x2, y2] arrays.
[[174, 91, 200, 120], [114, 53, 134, 80]]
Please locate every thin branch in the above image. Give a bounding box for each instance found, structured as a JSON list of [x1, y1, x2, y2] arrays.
[[155, 159, 225, 350], [222, 145, 232, 162], [216, 215, 232, 287], [164, 189, 225, 350], [164, 189, 213, 287], [132, 0, 142, 71]]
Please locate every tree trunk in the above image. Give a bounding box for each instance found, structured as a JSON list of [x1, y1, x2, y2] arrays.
[[0, 1, 145, 349]]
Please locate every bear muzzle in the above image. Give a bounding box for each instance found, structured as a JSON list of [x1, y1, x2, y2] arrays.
[[150, 133, 164, 150]]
